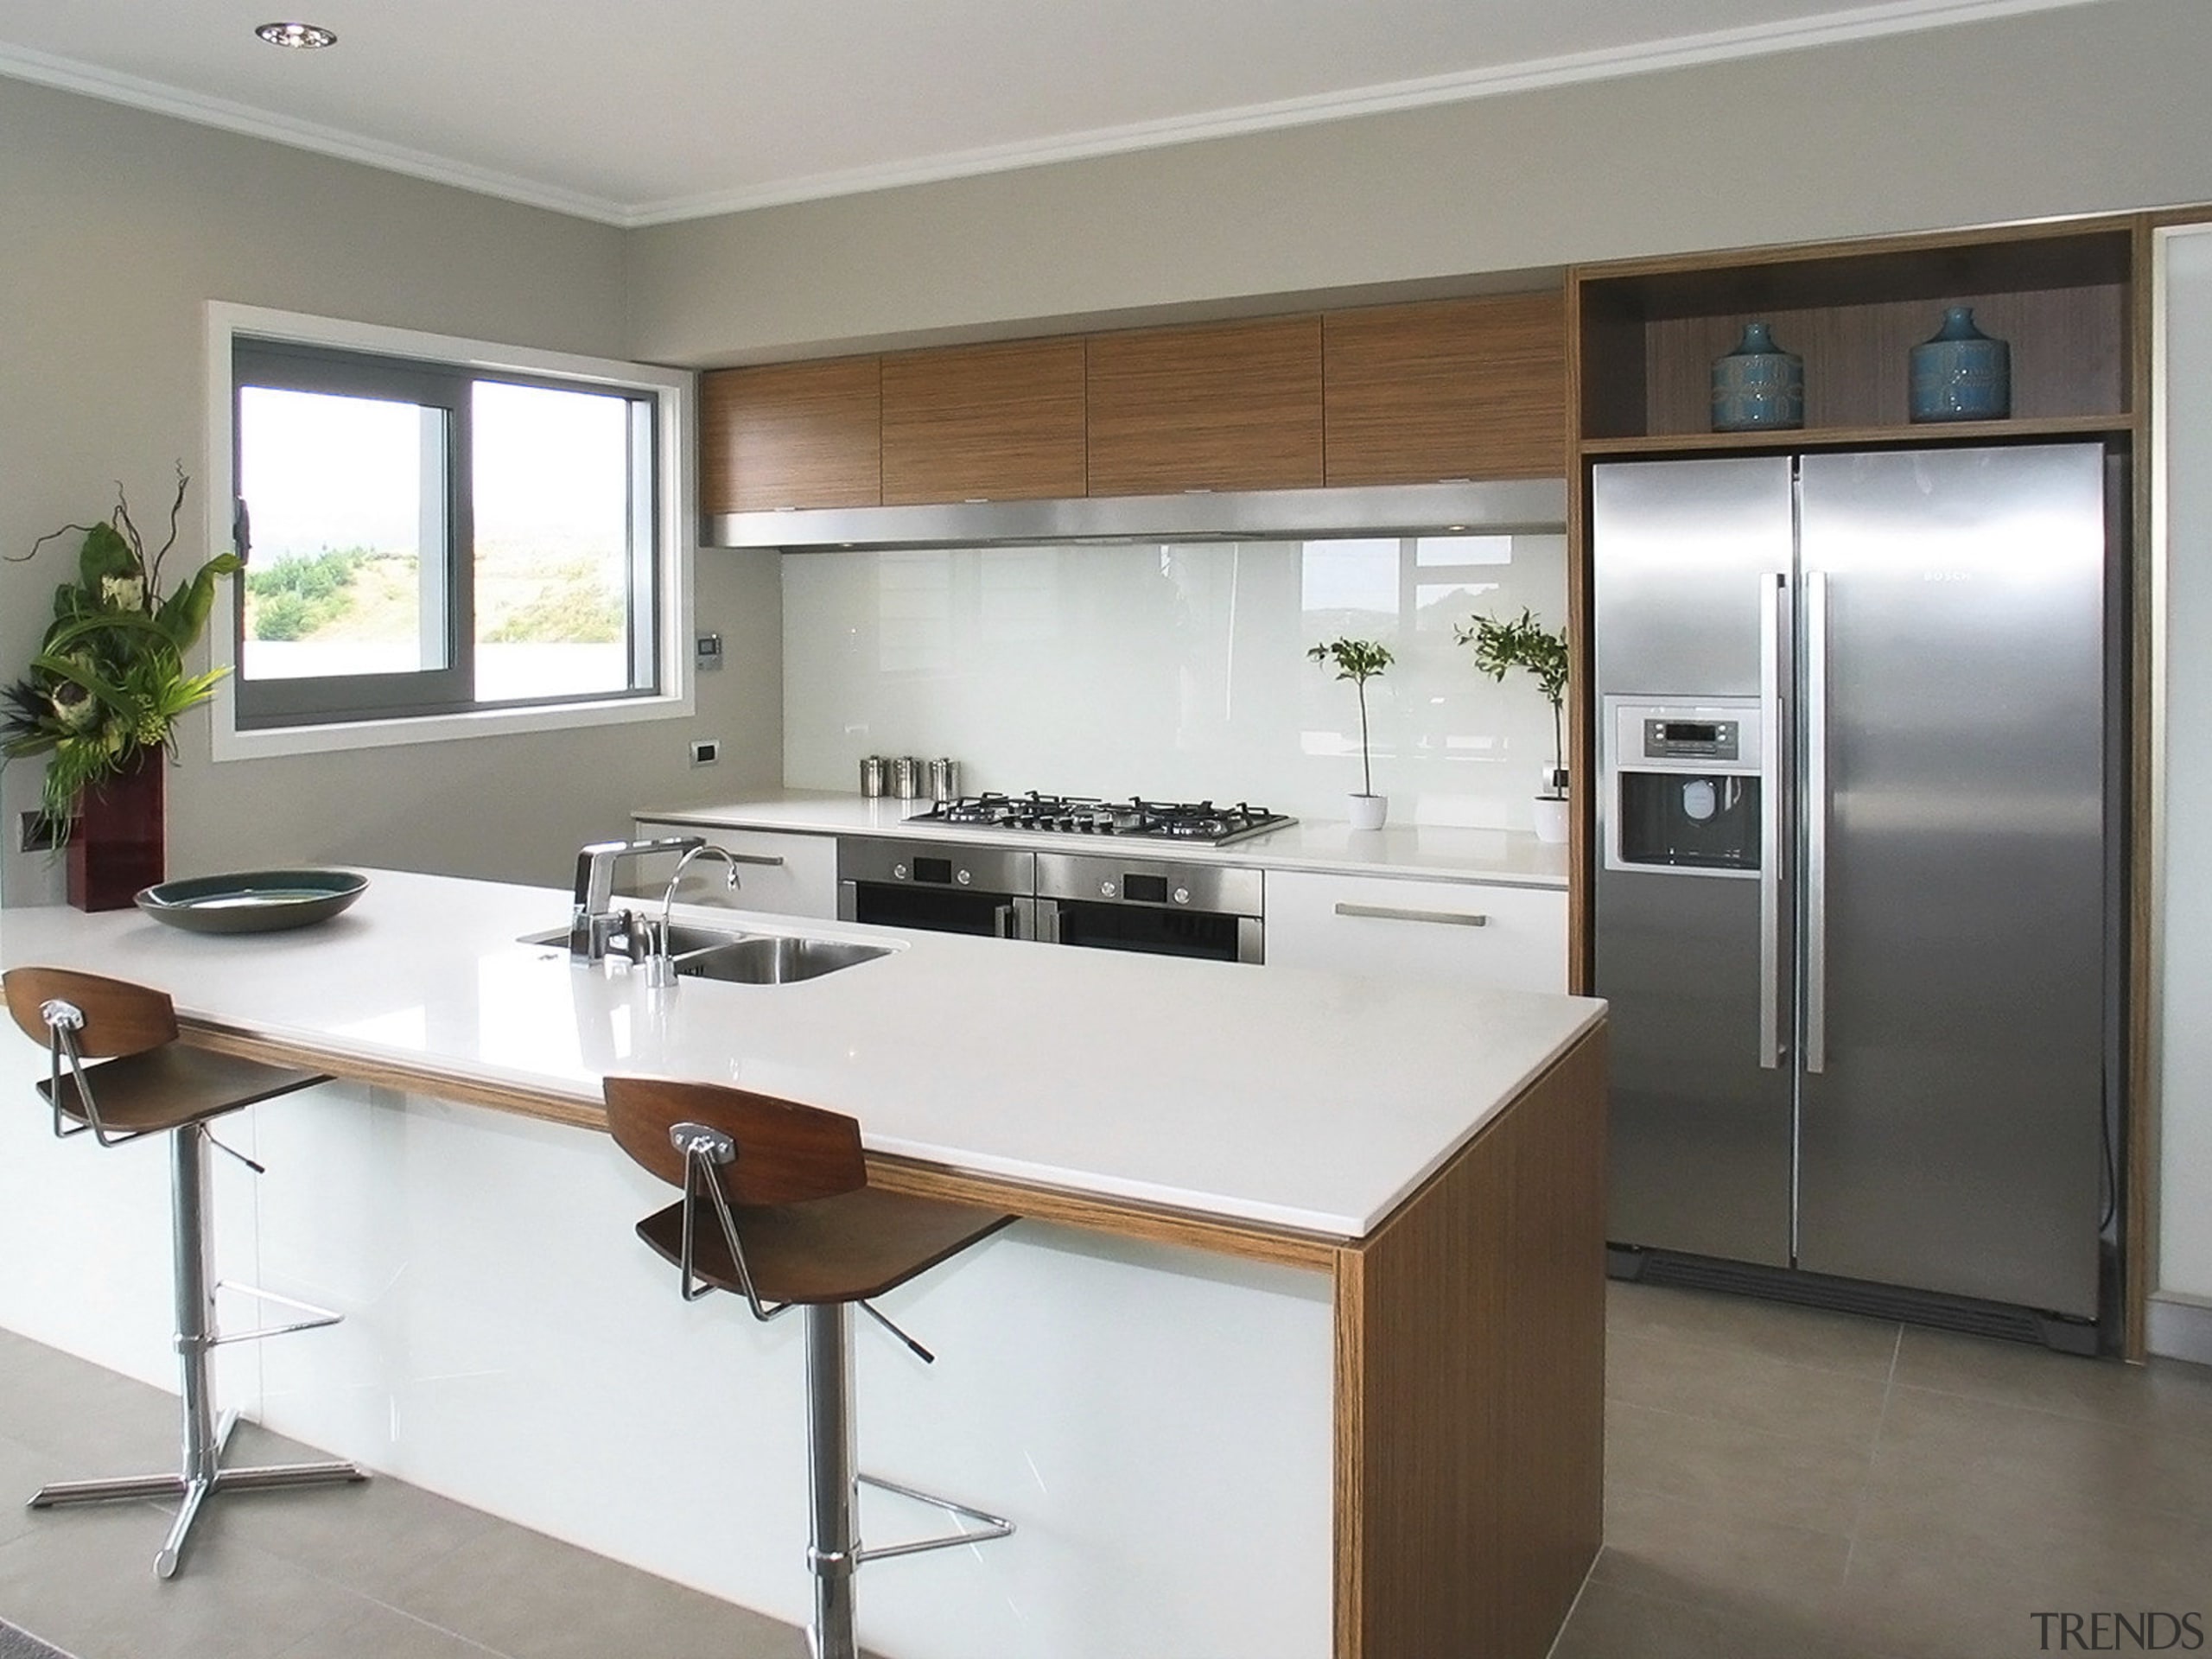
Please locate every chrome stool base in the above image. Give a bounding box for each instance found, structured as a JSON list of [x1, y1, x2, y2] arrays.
[[804, 1302, 1012, 1659], [30, 1408, 366, 1579], [27, 1122, 368, 1579]]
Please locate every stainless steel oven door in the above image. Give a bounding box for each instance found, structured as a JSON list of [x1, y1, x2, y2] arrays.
[[1033, 853, 1262, 963], [836, 837, 1035, 938]]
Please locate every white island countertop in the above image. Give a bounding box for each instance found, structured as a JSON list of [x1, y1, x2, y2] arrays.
[[0, 869, 1602, 1240], [634, 788, 1570, 888]]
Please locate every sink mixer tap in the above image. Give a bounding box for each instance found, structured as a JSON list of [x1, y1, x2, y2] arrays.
[[569, 835, 705, 962], [645, 844, 743, 988]]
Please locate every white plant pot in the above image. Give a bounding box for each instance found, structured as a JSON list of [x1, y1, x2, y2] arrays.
[[1530, 795, 1571, 844], [1347, 793, 1389, 831]]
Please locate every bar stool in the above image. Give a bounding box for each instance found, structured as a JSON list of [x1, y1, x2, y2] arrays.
[[2, 967, 368, 1578], [603, 1075, 1015, 1659]]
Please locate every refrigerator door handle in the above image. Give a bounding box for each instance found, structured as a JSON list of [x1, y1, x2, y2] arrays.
[[1759, 571, 1788, 1070], [1804, 569, 1830, 1075]]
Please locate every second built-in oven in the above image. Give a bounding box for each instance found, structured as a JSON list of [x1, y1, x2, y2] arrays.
[[1034, 852, 1263, 964]]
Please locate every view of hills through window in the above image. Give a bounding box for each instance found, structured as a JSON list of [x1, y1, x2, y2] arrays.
[[238, 379, 634, 702]]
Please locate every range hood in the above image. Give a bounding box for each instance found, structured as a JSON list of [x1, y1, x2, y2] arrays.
[[703, 479, 1567, 550]]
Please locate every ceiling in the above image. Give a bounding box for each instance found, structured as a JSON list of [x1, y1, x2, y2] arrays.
[[0, 0, 2101, 226]]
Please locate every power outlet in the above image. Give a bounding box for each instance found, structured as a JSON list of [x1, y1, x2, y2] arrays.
[[689, 740, 721, 766], [19, 810, 70, 853]]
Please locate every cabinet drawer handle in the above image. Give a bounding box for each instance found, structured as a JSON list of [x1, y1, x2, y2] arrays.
[[718, 853, 785, 868], [1332, 902, 1488, 927]]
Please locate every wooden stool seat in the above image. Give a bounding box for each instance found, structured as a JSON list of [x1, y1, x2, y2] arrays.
[[636, 1188, 1010, 1306], [39, 1044, 326, 1137]]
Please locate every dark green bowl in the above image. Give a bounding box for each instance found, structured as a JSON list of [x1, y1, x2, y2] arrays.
[[135, 869, 369, 934]]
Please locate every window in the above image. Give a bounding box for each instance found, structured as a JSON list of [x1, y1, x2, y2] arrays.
[[209, 306, 690, 757]]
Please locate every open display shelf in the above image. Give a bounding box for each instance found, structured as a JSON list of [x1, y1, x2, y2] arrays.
[[1572, 220, 2137, 453]]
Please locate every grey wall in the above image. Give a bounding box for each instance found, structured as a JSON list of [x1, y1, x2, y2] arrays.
[[627, 0, 2212, 364], [0, 77, 781, 905]]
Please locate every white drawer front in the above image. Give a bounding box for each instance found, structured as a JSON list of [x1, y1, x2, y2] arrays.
[[1264, 869, 1567, 993], [630, 821, 839, 918]]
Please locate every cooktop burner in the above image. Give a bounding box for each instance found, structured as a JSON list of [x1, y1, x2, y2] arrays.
[[910, 792, 1294, 846]]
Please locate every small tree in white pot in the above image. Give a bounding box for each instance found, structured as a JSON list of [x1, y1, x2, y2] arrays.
[[1307, 637, 1394, 830], [1459, 608, 1571, 843]]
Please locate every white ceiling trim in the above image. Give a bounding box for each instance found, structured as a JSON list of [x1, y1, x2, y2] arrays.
[[0, 39, 631, 223], [0, 0, 2107, 231]]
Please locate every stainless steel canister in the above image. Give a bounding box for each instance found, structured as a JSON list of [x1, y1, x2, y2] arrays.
[[859, 756, 887, 798], [927, 758, 959, 802], [892, 756, 925, 800]]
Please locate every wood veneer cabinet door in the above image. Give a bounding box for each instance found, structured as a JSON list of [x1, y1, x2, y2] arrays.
[[880, 338, 1088, 504], [701, 358, 881, 513], [1324, 292, 1567, 483], [1086, 316, 1323, 496]]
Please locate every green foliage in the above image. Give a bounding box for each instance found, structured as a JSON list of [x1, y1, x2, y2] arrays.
[[1458, 607, 1570, 777], [244, 547, 372, 640], [1307, 636, 1394, 798], [485, 563, 624, 644], [0, 467, 238, 842]]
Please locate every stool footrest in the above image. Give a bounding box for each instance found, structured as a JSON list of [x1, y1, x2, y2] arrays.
[[209, 1279, 345, 1347], [851, 1471, 1014, 1565]]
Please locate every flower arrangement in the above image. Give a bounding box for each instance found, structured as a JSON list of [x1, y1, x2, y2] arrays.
[[1458, 607, 1569, 790], [1306, 636, 1394, 799], [2, 467, 238, 841]]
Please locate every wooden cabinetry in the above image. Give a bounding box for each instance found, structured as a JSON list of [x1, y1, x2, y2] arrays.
[[1573, 221, 2137, 455], [1085, 315, 1324, 495], [880, 338, 1087, 504], [1264, 870, 1567, 993], [1324, 292, 1567, 484], [701, 358, 881, 514]]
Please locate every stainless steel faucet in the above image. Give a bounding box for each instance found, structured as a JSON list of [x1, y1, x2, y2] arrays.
[[570, 836, 704, 961], [644, 844, 742, 988]]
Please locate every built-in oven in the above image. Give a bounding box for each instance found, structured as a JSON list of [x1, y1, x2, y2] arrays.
[[836, 838, 1036, 938], [1033, 852, 1263, 964]]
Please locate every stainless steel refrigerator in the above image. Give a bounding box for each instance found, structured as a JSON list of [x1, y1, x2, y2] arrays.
[[1592, 444, 2118, 1332]]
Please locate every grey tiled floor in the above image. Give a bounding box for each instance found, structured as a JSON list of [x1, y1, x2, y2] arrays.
[[3, 1291, 2209, 1658]]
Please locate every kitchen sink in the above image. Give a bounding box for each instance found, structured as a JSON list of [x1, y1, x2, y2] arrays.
[[517, 922, 744, 955], [674, 936, 893, 984]]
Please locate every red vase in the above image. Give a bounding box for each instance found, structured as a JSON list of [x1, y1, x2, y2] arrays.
[[67, 748, 166, 912]]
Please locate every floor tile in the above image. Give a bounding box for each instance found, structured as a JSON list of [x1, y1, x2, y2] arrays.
[[0, 1329, 182, 1475], [1894, 1325, 2212, 1441], [1607, 1326, 1892, 1452], [1605, 1280, 1902, 1381], [1605, 1398, 1876, 1536], [366, 1514, 809, 1659], [1548, 1575, 1893, 1659], [264, 1600, 500, 1659], [1592, 1480, 1853, 1613], [0, 1502, 373, 1659]]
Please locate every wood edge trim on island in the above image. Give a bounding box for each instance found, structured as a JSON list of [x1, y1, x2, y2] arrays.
[[1331, 1024, 1608, 1659], [175, 1020, 1344, 1271]]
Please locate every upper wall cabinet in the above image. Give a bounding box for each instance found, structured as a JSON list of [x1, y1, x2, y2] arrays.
[[1573, 222, 2136, 454], [1086, 316, 1325, 495], [702, 357, 882, 513], [880, 338, 1088, 505], [1324, 292, 1567, 485]]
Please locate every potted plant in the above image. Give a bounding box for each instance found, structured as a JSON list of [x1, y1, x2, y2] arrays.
[[1307, 636, 1394, 830], [1458, 607, 1571, 843], [2, 467, 239, 908]]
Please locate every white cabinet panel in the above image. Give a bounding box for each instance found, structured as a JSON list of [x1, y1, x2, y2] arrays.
[[1264, 869, 1566, 992], [631, 820, 838, 918]]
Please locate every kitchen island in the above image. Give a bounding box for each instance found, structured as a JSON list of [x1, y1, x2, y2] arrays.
[[0, 870, 1606, 1659]]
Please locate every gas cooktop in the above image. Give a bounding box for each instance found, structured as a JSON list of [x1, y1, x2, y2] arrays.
[[907, 792, 1294, 847]]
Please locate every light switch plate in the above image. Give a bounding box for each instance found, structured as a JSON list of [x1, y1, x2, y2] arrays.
[[695, 632, 723, 671], [689, 740, 720, 766]]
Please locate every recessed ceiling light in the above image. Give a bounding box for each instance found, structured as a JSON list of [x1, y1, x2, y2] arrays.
[[255, 22, 337, 49]]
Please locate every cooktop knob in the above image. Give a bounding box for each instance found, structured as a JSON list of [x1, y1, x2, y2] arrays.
[[1173, 887, 1191, 905], [1100, 880, 1117, 898], [956, 869, 972, 886], [893, 862, 909, 880]]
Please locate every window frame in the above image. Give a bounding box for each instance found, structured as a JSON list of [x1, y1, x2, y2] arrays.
[[206, 302, 694, 761]]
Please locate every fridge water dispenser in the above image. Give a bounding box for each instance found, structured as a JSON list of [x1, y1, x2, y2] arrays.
[[1605, 698, 1765, 875]]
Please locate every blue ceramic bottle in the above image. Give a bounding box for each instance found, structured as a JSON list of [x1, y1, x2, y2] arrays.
[[1910, 306, 2011, 423], [1711, 321, 1805, 432]]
